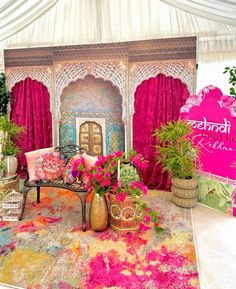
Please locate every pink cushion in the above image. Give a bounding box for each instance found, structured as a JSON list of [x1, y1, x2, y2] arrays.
[[36, 152, 65, 181], [25, 148, 55, 181], [63, 155, 85, 184], [81, 153, 98, 184]]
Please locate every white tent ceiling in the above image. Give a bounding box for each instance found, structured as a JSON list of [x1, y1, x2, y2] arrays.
[[0, 0, 236, 70]]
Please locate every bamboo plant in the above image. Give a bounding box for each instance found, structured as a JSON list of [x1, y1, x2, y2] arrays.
[[153, 118, 198, 179]]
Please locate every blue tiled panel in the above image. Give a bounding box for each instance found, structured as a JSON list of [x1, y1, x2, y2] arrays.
[[59, 75, 124, 154]]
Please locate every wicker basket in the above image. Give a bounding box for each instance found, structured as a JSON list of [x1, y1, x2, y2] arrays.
[[171, 178, 197, 190], [172, 195, 197, 208], [171, 185, 198, 199]]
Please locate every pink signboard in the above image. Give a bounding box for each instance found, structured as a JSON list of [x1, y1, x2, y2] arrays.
[[181, 86, 236, 216], [181, 85, 236, 180]]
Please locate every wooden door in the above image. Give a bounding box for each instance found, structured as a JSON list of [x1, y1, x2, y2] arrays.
[[79, 121, 103, 156]]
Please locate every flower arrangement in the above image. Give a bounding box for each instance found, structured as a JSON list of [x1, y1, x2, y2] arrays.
[[85, 149, 163, 234]]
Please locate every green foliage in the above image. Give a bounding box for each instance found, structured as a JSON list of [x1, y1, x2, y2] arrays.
[[0, 73, 10, 116], [153, 118, 198, 179], [223, 66, 236, 100], [0, 115, 24, 156], [0, 160, 5, 170], [120, 164, 140, 187], [0, 115, 23, 137], [4, 139, 21, 156]]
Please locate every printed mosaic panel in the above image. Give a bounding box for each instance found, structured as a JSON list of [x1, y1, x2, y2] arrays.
[[59, 75, 124, 153], [106, 123, 125, 154]]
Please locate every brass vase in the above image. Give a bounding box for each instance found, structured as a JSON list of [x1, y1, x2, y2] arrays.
[[89, 193, 108, 232]]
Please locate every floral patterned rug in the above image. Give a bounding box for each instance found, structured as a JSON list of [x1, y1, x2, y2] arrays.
[[0, 188, 200, 289]]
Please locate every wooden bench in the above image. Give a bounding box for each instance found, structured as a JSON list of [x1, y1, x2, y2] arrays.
[[24, 144, 88, 231]]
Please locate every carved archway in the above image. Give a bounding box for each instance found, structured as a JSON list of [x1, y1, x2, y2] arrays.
[[5, 66, 53, 112], [129, 60, 195, 116], [55, 61, 128, 122]]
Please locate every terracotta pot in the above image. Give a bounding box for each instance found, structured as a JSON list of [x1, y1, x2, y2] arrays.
[[109, 193, 143, 233], [89, 193, 108, 232]]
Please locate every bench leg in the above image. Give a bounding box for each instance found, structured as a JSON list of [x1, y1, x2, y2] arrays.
[[19, 189, 29, 221], [81, 197, 87, 232], [36, 187, 40, 203]]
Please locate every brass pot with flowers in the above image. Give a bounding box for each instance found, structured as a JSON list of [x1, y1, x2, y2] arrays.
[[86, 149, 163, 234]]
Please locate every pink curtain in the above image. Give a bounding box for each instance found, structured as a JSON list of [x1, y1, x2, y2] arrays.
[[10, 77, 52, 176], [133, 74, 189, 190]]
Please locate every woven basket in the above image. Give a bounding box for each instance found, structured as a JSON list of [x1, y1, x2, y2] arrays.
[[171, 178, 197, 190], [171, 185, 198, 199], [172, 195, 197, 208]]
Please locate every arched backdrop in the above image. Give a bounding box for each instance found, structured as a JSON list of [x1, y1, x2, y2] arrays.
[[10, 77, 52, 175]]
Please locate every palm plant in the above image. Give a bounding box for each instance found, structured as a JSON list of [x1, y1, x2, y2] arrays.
[[153, 118, 198, 179]]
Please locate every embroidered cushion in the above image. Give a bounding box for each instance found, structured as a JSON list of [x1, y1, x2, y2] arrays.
[[35, 152, 65, 181], [63, 155, 85, 184], [81, 153, 98, 184], [25, 147, 55, 181]]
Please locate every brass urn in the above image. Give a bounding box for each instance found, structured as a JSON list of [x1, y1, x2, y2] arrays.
[[89, 193, 108, 232]]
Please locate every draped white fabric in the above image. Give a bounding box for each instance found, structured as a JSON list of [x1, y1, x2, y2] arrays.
[[160, 0, 236, 26], [0, 0, 59, 42], [0, 0, 235, 70]]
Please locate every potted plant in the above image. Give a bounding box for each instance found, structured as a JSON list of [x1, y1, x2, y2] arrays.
[[153, 118, 199, 208], [86, 150, 163, 234], [120, 164, 140, 187], [0, 115, 24, 176]]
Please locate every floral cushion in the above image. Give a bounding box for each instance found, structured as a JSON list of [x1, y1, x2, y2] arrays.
[[81, 153, 98, 184], [63, 155, 85, 184], [25, 147, 55, 181], [35, 152, 65, 181]]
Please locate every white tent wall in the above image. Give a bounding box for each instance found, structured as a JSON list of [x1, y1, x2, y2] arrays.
[[0, 0, 236, 93]]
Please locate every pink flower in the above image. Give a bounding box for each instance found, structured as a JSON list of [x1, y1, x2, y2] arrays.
[[145, 208, 150, 213], [114, 150, 123, 157], [94, 173, 103, 182], [105, 171, 111, 179], [101, 179, 111, 187], [108, 154, 114, 160], [139, 223, 151, 231], [112, 181, 118, 193], [143, 215, 151, 223], [110, 160, 117, 167], [115, 192, 126, 202]]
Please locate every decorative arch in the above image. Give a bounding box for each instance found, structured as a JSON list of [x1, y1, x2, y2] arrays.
[[59, 74, 125, 154], [55, 62, 128, 122], [5, 66, 53, 112], [129, 61, 195, 115]]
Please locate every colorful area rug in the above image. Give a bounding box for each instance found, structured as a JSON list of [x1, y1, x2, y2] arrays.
[[0, 188, 200, 289]]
